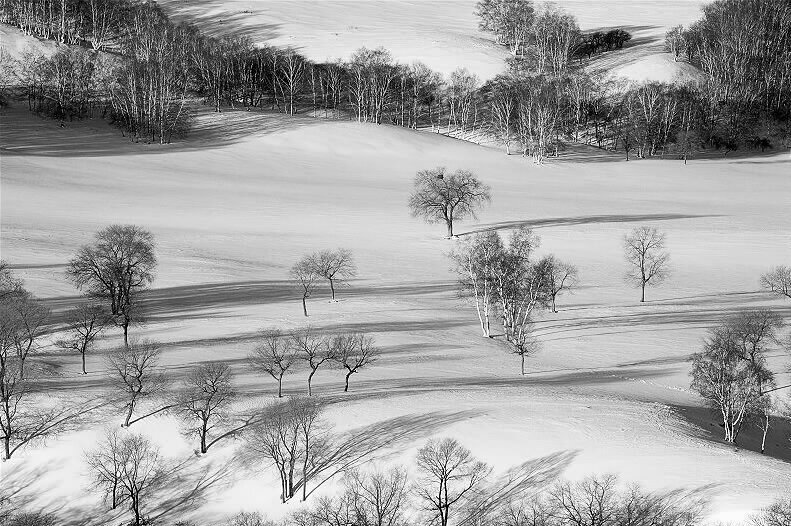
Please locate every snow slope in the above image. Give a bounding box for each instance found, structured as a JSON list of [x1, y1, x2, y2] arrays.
[[157, 0, 705, 80], [1, 104, 790, 524]]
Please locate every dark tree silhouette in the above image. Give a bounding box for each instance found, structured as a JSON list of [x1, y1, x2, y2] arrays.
[[409, 167, 491, 238], [67, 225, 156, 346]]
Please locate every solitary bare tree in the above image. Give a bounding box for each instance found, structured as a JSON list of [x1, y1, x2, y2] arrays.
[[332, 333, 378, 392], [291, 327, 333, 396], [409, 167, 491, 238], [56, 303, 110, 374], [311, 249, 357, 301], [623, 226, 670, 302], [176, 361, 236, 454], [760, 266, 791, 300], [291, 256, 320, 316], [544, 256, 579, 313], [249, 329, 297, 398], [107, 341, 167, 427], [86, 431, 162, 526], [67, 225, 157, 345], [415, 437, 491, 526]]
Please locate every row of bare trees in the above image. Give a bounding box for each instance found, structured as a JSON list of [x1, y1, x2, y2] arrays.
[[250, 328, 377, 396]]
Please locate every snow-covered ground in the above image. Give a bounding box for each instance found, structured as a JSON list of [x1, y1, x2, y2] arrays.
[[1, 0, 790, 523], [2, 102, 790, 524]]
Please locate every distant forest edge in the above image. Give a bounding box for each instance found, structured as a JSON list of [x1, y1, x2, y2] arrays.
[[0, 0, 788, 161]]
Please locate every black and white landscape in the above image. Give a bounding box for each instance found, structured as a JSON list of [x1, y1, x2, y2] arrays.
[[1, 0, 790, 524]]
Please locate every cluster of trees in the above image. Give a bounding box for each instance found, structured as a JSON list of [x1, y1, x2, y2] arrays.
[[575, 29, 633, 59], [690, 310, 788, 451], [662, 0, 791, 152], [4, 0, 787, 156], [452, 227, 578, 374], [476, 0, 632, 69]]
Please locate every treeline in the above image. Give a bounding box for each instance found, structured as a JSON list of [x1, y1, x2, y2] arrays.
[[1, 0, 789, 156]]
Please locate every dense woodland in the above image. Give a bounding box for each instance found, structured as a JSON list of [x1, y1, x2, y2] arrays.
[[0, 0, 789, 158]]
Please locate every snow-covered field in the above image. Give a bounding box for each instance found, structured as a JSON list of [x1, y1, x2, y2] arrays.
[[1, 1, 791, 523], [158, 0, 705, 80]]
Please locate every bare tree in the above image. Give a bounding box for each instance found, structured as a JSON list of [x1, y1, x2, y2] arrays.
[[543, 256, 579, 313], [409, 167, 491, 238], [292, 256, 320, 316], [623, 226, 670, 302], [292, 327, 333, 396], [311, 249, 357, 301], [176, 362, 236, 454], [67, 225, 157, 346], [85, 428, 124, 509], [344, 467, 409, 526], [332, 333, 378, 392], [1, 290, 49, 379], [86, 431, 162, 526], [249, 329, 297, 398], [293, 397, 326, 501], [760, 266, 791, 300], [415, 438, 491, 526], [106, 341, 167, 427], [56, 303, 110, 374]]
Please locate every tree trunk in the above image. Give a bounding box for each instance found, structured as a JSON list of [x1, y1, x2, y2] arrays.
[[278, 376, 283, 398], [307, 369, 315, 396], [81, 350, 87, 374], [329, 279, 336, 300], [446, 220, 453, 238], [302, 295, 308, 317], [344, 371, 352, 392], [124, 401, 134, 427], [200, 420, 208, 453], [760, 411, 770, 454], [3, 435, 10, 460], [640, 282, 646, 302], [521, 353, 525, 376]]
